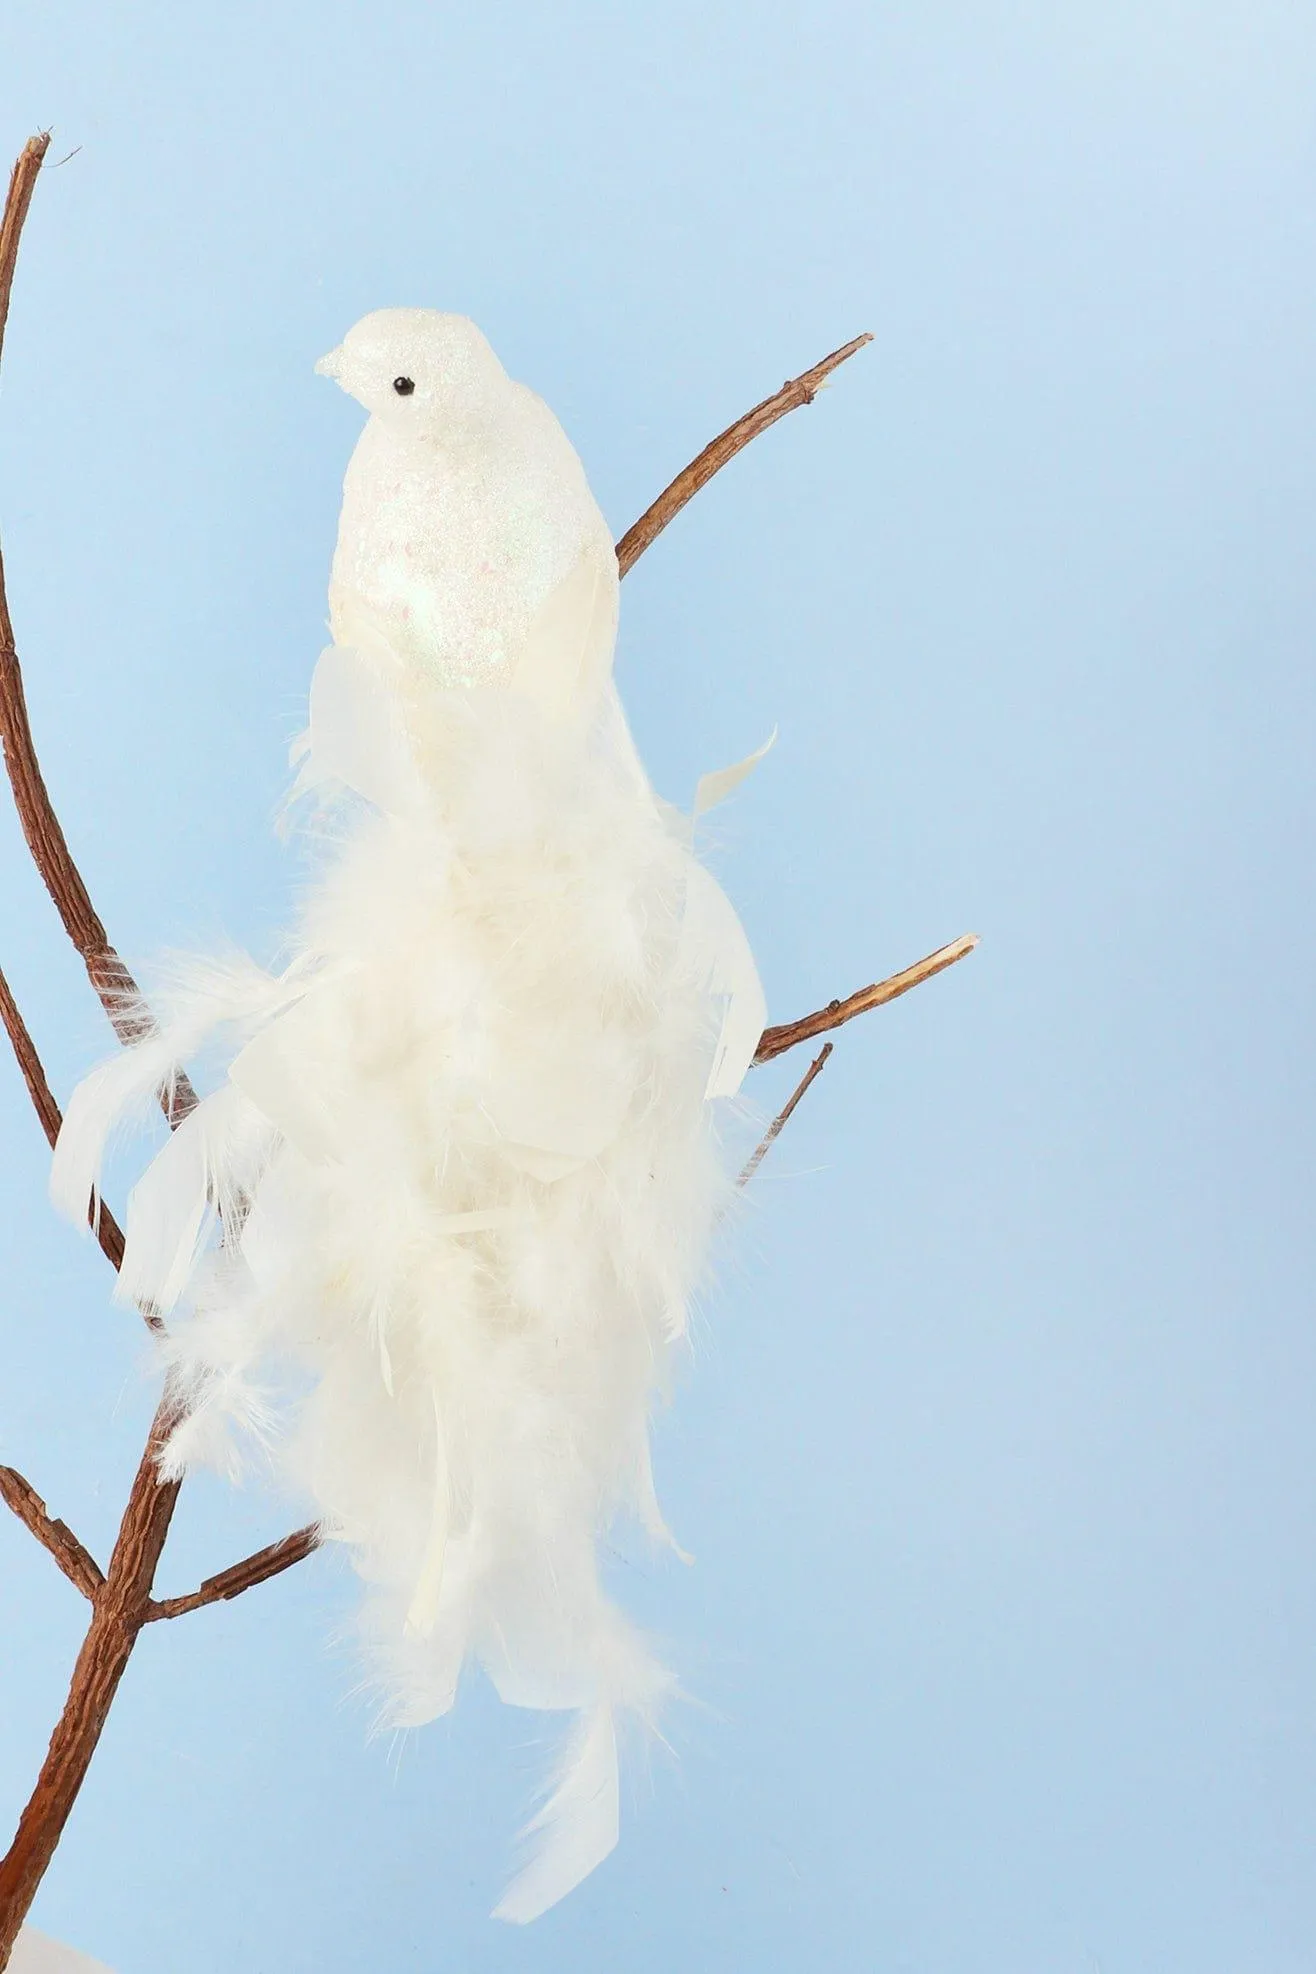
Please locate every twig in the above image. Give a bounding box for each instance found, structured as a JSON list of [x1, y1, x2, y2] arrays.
[[0, 633, 196, 1109], [755, 933, 979, 1064], [146, 1523, 321, 1622], [0, 136, 48, 375], [0, 1468, 103, 1602], [738, 1043, 832, 1188], [0, 963, 61, 1150], [0, 964, 126, 1273], [0, 136, 196, 1116], [615, 332, 873, 577]]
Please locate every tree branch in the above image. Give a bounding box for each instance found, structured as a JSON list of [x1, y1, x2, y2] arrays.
[[0, 963, 61, 1152], [0, 137, 188, 1963], [146, 1523, 321, 1622], [0, 1394, 183, 1961], [0, 135, 47, 375], [0, 1468, 103, 1603], [0, 963, 126, 1273], [754, 932, 980, 1064], [0, 625, 198, 1119], [615, 332, 873, 577], [0, 139, 196, 1118], [739, 1042, 833, 1188]]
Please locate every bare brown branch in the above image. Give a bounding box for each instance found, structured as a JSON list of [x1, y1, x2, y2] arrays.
[[0, 1394, 183, 1960], [147, 1523, 321, 1623], [0, 138, 189, 1963], [0, 136, 48, 376], [0, 1467, 103, 1602], [0, 963, 126, 1273], [615, 332, 873, 577], [0, 629, 197, 1117], [0, 138, 196, 1119], [754, 933, 980, 1064], [0, 641, 134, 1029], [739, 1042, 833, 1188], [0, 964, 61, 1151]]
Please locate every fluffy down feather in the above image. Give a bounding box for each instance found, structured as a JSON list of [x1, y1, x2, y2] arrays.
[[52, 310, 767, 1920]]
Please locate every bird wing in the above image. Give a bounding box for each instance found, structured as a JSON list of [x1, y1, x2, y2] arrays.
[[510, 540, 619, 723]]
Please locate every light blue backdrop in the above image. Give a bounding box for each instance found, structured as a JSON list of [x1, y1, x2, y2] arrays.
[[0, 3, 1313, 1969]]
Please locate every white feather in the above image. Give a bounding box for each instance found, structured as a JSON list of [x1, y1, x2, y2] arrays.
[[113, 1084, 269, 1313], [678, 862, 769, 1097], [301, 643, 421, 813], [228, 986, 345, 1163], [51, 950, 310, 1241], [493, 1707, 620, 1924], [404, 1390, 452, 1637], [693, 725, 778, 816], [510, 543, 620, 726], [49, 1028, 180, 1230]]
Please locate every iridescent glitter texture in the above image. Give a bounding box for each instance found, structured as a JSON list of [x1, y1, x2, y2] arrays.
[[317, 309, 612, 692]]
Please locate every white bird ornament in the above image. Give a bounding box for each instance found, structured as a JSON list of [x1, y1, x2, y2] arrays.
[[52, 310, 769, 1922]]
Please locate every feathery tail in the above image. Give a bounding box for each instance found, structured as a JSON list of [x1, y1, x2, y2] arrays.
[[493, 1705, 621, 1924]]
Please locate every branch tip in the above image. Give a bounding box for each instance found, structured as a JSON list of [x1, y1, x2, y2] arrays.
[[739, 1041, 833, 1188], [755, 932, 979, 1065], [615, 329, 873, 576], [146, 1523, 321, 1622], [0, 1467, 104, 1601]]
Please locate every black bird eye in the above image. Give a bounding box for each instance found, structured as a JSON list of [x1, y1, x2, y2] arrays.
[[393, 376, 415, 397]]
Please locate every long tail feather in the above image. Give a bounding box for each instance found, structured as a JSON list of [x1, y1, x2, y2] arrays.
[[493, 1706, 620, 1924]]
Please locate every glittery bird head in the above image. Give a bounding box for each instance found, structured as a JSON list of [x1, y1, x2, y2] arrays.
[[315, 309, 510, 435]]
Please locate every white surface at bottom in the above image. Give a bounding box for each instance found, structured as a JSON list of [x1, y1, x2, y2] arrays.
[[9, 1929, 114, 1973]]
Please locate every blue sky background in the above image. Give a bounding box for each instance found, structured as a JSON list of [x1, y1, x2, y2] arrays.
[[0, 3, 1314, 1969]]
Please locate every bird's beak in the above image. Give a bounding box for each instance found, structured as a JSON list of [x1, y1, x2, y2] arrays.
[[314, 345, 345, 381]]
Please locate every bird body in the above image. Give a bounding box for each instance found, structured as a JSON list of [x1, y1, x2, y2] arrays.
[[52, 311, 767, 1921], [318, 309, 617, 702]]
